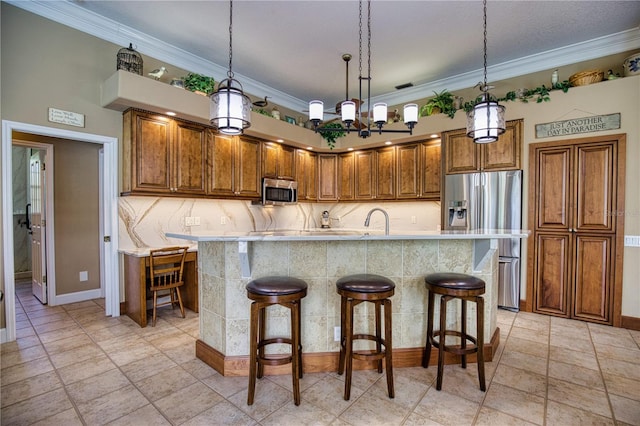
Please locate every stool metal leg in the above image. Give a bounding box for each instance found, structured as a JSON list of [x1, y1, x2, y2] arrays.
[[291, 300, 301, 405], [344, 298, 354, 401], [423, 290, 435, 368], [375, 300, 383, 374], [383, 299, 394, 398], [461, 298, 467, 369], [477, 296, 486, 391], [247, 302, 259, 405], [338, 295, 347, 375], [436, 295, 447, 391]]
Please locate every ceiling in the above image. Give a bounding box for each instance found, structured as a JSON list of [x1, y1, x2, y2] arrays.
[[12, 1, 640, 113]]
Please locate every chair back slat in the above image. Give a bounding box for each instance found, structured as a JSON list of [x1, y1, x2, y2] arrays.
[[149, 246, 188, 289]]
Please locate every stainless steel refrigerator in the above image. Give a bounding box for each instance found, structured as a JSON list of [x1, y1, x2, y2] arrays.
[[443, 170, 522, 311]]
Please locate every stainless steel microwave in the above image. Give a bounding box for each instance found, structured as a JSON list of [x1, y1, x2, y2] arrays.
[[262, 178, 298, 205]]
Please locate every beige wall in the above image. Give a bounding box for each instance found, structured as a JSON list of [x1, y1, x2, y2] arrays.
[[1, 3, 639, 328]]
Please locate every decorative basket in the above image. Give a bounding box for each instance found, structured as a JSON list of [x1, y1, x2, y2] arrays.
[[623, 52, 640, 76], [569, 70, 604, 86]]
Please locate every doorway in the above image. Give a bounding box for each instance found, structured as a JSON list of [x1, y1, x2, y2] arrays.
[[2, 120, 119, 343]]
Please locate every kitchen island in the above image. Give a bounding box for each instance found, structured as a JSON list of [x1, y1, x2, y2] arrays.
[[166, 229, 529, 376]]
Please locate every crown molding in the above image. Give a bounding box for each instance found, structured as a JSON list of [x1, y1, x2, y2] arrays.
[[8, 1, 640, 114]]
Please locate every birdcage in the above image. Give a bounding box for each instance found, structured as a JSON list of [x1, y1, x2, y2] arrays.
[[117, 43, 143, 75]]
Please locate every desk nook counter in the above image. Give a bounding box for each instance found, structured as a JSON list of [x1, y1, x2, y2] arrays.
[[166, 230, 529, 376]]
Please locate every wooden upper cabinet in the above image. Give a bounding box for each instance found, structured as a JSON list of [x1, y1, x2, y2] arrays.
[[338, 152, 355, 201], [421, 141, 441, 200], [354, 151, 375, 200], [173, 121, 207, 195], [375, 146, 396, 199], [444, 119, 522, 174], [207, 133, 261, 198], [262, 142, 295, 180], [122, 109, 206, 196], [317, 154, 338, 201], [295, 149, 317, 201]]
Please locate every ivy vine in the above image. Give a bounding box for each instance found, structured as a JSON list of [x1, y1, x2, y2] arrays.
[[319, 122, 346, 149], [462, 81, 572, 113]]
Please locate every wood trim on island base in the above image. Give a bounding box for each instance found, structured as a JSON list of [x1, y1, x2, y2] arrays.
[[196, 327, 500, 377]]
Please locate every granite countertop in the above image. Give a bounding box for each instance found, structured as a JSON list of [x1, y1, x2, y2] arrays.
[[119, 244, 198, 257], [165, 228, 531, 242]]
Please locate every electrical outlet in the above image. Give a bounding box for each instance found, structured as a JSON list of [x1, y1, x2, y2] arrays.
[[79, 271, 88, 282], [220, 216, 227, 225], [334, 326, 341, 342], [185, 217, 194, 226], [411, 215, 417, 224], [193, 216, 200, 226]]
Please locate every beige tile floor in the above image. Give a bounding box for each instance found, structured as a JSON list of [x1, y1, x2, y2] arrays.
[[2, 281, 639, 425]]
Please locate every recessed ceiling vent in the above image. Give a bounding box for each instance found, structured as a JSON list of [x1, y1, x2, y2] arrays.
[[395, 82, 413, 90]]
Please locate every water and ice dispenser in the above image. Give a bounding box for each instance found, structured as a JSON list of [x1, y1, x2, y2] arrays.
[[448, 200, 468, 228]]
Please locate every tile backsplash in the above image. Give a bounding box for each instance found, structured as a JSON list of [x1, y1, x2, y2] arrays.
[[118, 196, 441, 250]]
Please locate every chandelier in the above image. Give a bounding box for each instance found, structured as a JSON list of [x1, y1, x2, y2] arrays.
[[308, 0, 418, 139], [210, 0, 251, 135], [466, 0, 505, 143]]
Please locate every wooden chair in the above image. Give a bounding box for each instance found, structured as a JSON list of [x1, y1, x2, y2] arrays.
[[148, 246, 189, 326]]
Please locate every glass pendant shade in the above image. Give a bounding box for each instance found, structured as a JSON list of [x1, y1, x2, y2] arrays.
[[373, 102, 387, 124], [210, 78, 251, 135], [309, 100, 324, 122], [341, 100, 356, 123], [403, 103, 418, 125], [466, 97, 505, 143]]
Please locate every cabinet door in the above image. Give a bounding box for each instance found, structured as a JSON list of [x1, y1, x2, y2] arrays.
[[376, 146, 396, 199], [354, 151, 375, 200], [262, 142, 279, 178], [236, 136, 261, 197], [295, 149, 317, 201], [132, 112, 173, 193], [207, 133, 236, 196], [306, 151, 318, 201], [573, 234, 613, 323], [575, 143, 616, 232], [533, 232, 572, 317], [279, 145, 296, 180], [318, 154, 338, 201], [173, 121, 206, 195], [444, 128, 480, 174], [421, 141, 441, 200], [482, 119, 522, 171], [534, 146, 573, 231], [397, 144, 420, 199], [338, 152, 355, 200]]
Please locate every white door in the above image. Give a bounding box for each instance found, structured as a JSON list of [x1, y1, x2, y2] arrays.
[[30, 150, 47, 304]]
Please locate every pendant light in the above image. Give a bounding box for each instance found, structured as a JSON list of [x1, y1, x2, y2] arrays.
[[466, 0, 505, 144], [210, 0, 251, 135], [309, 0, 418, 139]]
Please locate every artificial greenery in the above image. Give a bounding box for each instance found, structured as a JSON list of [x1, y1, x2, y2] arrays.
[[319, 122, 346, 149], [419, 90, 457, 118], [253, 108, 271, 116], [183, 72, 216, 95]]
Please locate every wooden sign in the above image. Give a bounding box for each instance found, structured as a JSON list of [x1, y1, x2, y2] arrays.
[[535, 113, 620, 138], [48, 107, 85, 128]]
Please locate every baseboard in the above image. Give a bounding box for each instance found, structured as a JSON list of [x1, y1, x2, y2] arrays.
[[196, 327, 500, 377], [14, 272, 31, 281], [53, 288, 103, 305], [621, 315, 640, 331], [519, 299, 527, 311]]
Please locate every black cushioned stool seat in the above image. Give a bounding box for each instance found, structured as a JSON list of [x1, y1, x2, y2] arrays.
[[336, 274, 395, 400], [423, 272, 486, 391], [246, 276, 308, 406]]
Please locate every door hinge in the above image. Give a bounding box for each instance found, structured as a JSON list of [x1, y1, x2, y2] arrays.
[[104, 236, 111, 242], [43, 275, 47, 284], [41, 162, 46, 171], [42, 219, 46, 226]]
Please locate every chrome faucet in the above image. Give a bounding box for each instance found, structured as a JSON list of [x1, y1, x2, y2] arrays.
[[364, 208, 390, 235]]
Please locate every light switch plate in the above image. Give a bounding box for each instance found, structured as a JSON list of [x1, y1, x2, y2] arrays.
[[624, 236, 640, 247]]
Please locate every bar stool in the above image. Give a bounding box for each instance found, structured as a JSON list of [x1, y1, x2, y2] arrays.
[[423, 272, 486, 391], [337, 273, 395, 400], [246, 276, 308, 406]]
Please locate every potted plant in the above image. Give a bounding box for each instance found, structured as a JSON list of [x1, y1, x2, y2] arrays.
[[183, 72, 216, 96], [320, 122, 346, 150], [419, 90, 457, 118]]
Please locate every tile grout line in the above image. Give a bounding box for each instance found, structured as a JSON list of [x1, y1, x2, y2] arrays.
[[586, 322, 618, 425]]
